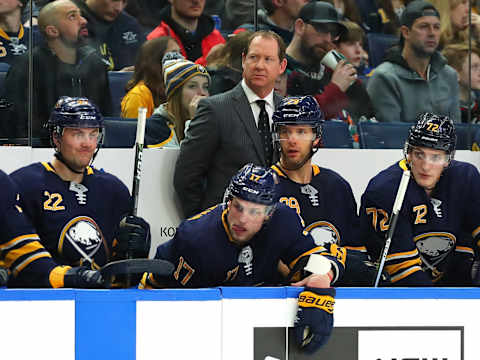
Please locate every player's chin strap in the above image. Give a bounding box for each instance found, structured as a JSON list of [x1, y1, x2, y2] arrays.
[[277, 146, 318, 171], [54, 152, 84, 174]]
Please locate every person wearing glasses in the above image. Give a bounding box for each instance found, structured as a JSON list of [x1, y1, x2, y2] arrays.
[[359, 113, 478, 286], [285, 1, 372, 122]]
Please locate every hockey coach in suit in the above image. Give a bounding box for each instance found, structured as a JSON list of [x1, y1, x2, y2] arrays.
[[174, 30, 287, 218]]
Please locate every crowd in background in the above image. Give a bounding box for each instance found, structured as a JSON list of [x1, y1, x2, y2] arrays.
[[0, 0, 480, 147]]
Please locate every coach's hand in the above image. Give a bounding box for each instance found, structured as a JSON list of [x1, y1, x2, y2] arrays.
[[116, 215, 151, 259], [63, 266, 104, 288], [294, 287, 335, 354]]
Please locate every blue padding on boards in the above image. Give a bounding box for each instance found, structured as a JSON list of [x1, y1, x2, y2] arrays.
[[221, 286, 289, 299], [75, 292, 136, 360], [336, 287, 480, 299]]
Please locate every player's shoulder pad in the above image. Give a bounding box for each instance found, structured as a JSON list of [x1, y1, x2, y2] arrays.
[[10, 162, 48, 189], [362, 161, 405, 205], [270, 202, 303, 225], [313, 166, 354, 190], [444, 160, 479, 178]]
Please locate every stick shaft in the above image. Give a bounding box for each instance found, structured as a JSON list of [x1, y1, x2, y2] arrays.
[[132, 107, 147, 216], [374, 170, 410, 287]]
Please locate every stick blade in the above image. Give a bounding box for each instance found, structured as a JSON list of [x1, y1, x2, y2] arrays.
[[100, 259, 175, 278]]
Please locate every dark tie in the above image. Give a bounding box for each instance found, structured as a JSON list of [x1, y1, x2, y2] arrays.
[[256, 100, 273, 165]]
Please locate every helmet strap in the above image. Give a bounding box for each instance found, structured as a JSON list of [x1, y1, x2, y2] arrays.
[[277, 142, 317, 171], [54, 152, 84, 174]]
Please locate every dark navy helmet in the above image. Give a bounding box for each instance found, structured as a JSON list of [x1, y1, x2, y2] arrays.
[[272, 96, 324, 141], [46, 96, 104, 132], [223, 164, 278, 208], [405, 113, 456, 159]]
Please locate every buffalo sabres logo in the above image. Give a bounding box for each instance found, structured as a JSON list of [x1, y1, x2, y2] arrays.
[[430, 197, 442, 218], [122, 31, 137, 44], [304, 221, 340, 247], [414, 232, 455, 280], [9, 40, 27, 56], [300, 184, 319, 206], [58, 216, 107, 263]]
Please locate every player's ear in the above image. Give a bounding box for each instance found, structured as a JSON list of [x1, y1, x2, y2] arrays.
[[313, 138, 320, 147]]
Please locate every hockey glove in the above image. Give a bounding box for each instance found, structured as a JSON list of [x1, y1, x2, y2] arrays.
[[294, 287, 335, 354], [116, 215, 151, 259], [63, 266, 104, 288]]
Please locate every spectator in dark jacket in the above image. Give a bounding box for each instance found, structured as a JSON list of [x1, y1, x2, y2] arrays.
[[3, 0, 112, 144]]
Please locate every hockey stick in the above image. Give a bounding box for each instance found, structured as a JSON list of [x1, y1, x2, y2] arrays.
[[125, 107, 148, 287], [374, 169, 411, 287], [100, 259, 174, 288]]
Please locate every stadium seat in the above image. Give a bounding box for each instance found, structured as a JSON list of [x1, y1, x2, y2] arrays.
[[102, 117, 137, 148], [108, 71, 133, 117], [356, 0, 379, 31], [322, 121, 353, 148], [454, 123, 480, 150], [358, 122, 410, 149], [366, 33, 398, 68]]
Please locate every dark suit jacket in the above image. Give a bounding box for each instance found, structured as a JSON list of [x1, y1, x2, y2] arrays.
[[174, 83, 282, 218]]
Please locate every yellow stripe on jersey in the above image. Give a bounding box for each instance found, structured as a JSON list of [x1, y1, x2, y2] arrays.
[[86, 166, 94, 175], [312, 164, 320, 176], [385, 257, 422, 276], [386, 248, 419, 261], [270, 164, 286, 178], [390, 266, 423, 283], [41, 162, 55, 172], [455, 246, 474, 255], [221, 208, 235, 244], [4, 240, 50, 268], [147, 127, 175, 148], [344, 245, 367, 253], [413, 232, 456, 243], [472, 225, 480, 239], [12, 252, 52, 276], [399, 159, 409, 171], [0, 233, 40, 251]]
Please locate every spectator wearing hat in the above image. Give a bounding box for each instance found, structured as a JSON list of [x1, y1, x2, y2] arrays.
[[285, 1, 374, 122], [0, 0, 39, 65], [146, 51, 210, 148], [234, 0, 310, 45], [367, 0, 460, 123], [146, 0, 225, 67]]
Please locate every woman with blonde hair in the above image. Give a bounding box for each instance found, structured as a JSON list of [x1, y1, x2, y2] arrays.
[[121, 37, 180, 118], [429, 0, 472, 48], [145, 53, 210, 147]]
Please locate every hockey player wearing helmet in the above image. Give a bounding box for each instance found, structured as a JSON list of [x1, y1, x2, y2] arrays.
[[271, 96, 371, 286], [8, 97, 151, 288], [360, 112, 480, 286], [142, 163, 346, 353]]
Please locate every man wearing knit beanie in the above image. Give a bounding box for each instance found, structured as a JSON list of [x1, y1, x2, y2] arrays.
[[367, 0, 460, 123]]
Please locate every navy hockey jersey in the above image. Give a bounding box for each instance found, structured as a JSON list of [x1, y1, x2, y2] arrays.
[[142, 203, 346, 288], [0, 170, 62, 287], [10, 162, 132, 269], [360, 159, 479, 285], [272, 164, 364, 253], [0, 26, 39, 65]]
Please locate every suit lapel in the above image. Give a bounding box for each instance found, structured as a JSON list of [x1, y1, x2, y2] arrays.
[[232, 84, 265, 164]]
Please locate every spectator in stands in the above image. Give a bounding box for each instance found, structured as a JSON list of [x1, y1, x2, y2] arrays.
[[146, 52, 210, 147], [0, 0, 38, 65], [234, 0, 310, 45], [367, 0, 460, 123], [429, 0, 471, 48], [121, 37, 180, 119], [124, 0, 168, 34], [443, 43, 480, 124], [285, 2, 375, 123], [326, 0, 364, 28], [146, 0, 225, 66], [223, 0, 255, 31], [207, 30, 251, 95], [174, 30, 286, 218], [70, 0, 145, 71], [373, 0, 410, 35], [274, 70, 288, 96], [334, 21, 370, 75], [3, 0, 112, 143]]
